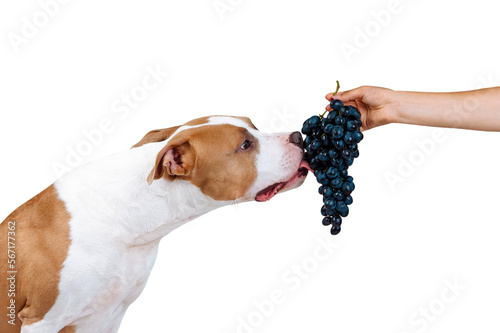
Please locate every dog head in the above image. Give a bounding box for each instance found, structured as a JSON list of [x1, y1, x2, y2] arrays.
[[133, 116, 311, 202]]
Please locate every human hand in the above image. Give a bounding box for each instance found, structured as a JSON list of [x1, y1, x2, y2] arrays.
[[325, 86, 398, 131]]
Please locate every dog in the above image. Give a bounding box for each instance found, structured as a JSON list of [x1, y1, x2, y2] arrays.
[[0, 115, 311, 333]]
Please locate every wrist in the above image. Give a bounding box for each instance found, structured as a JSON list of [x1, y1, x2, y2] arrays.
[[390, 90, 428, 126], [385, 90, 407, 125]]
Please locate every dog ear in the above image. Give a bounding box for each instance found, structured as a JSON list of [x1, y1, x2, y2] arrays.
[[132, 126, 181, 148], [147, 140, 196, 185]]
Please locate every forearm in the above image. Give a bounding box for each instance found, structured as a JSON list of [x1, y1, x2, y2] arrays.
[[393, 87, 500, 131]]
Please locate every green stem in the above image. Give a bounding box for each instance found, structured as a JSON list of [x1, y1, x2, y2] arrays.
[[320, 80, 341, 119], [333, 80, 340, 96]]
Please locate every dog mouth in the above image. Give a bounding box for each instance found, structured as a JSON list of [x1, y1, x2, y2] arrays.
[[255, 160, 313, 202]]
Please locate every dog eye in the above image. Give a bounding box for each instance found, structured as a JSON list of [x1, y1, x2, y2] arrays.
[[240, 140, 252, 150]]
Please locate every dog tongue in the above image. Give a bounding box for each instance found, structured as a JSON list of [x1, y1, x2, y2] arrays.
[[255, 182, 286, 202], [255, 160, 313, 202]]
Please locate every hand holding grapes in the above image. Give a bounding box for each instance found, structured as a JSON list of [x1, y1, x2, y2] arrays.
[[325, 85, 500, 132], [325, 86, 397, 132]]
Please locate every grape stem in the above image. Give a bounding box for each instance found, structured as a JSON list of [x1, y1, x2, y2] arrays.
[[333, 80, 340, 96], [320, 80, 341, 119]]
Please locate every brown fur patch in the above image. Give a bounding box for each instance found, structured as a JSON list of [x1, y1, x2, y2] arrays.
[[132, 126, 181, 148], [235, 116, 258, 130], [133, 116, 257, 149], [186, 116, 258, 130], [59, 325, 76, 332], [184, 116, 212, 126], [151, 124, 259, 201], [0, 185, 72, 332]]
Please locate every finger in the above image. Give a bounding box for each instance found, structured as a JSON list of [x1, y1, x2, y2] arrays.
[[325, 91, 346, 101], [354, 100, 369, 132], [326, 99, 359, 111], [341, 86, 369, 103], [326, 91, 351, 109]]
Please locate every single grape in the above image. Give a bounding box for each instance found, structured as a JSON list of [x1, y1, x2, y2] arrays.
[[333, 190, 344, 201], [322, 217, 332, 226], [327, 111, 337, 122], [317, 172, 329, 185], [330, 225, 341, 235], [330, 177, 342, 189], [319, 150, 330, 162], [309, 116, 321, 127], [311, 139, 322, 151], [321, 205, 328, 216], [332, 215, 342, 226], [341, 182, 354, 196], [334, 115, 345, 126], [342, 150, 351, 160], [336, 201, 347, 213], [311, 127, 322, 137], [339, 206, 349, 218], [318, 185, 325, 195], [334, 140, 345, 150], [330, 99, 343, 111], [346, 120, 357, 132], [328, 149, 338, 159], [326, 167, 339, 179], [344, 131, 354, 145], [332, 125, 344, 139], [323, 186, 334, 198], [302, 123, 312, 135], [353, 131, 364, 143], [324, 123, 334, 135], [324, 198, 336, 210]]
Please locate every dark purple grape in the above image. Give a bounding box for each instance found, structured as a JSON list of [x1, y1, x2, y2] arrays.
[[323, 186, 334, 198], [309, 115, 321, 127], [332, 215, 342, 226], [330, 225, 341, 235], [334, 115, 345, 126], [328, 149, 338, 159], [330, 99, 343, 111], [322, 217, 332, 226], [318, 185, 325, 195], [330, 177, 342, 189], [346, 120, 357, 132], [326, 167, 339, 179]]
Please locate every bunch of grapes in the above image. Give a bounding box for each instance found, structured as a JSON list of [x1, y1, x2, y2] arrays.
[[301, 88, 364, 235]]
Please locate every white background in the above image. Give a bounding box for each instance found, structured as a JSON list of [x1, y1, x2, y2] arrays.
[[1, 0, 500, 332]]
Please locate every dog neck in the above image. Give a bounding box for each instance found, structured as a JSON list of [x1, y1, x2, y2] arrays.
[[55, 142, 230, 248]]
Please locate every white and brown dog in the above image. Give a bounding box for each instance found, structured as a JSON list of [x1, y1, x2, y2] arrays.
[[1, 116, 311, 333]]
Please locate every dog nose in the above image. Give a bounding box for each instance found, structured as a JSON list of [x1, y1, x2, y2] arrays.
[[289, 131, 303, 148]]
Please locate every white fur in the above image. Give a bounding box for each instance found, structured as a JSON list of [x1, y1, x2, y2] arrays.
[[21, 117, 304, 332], [246, 131, 304, 200]]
